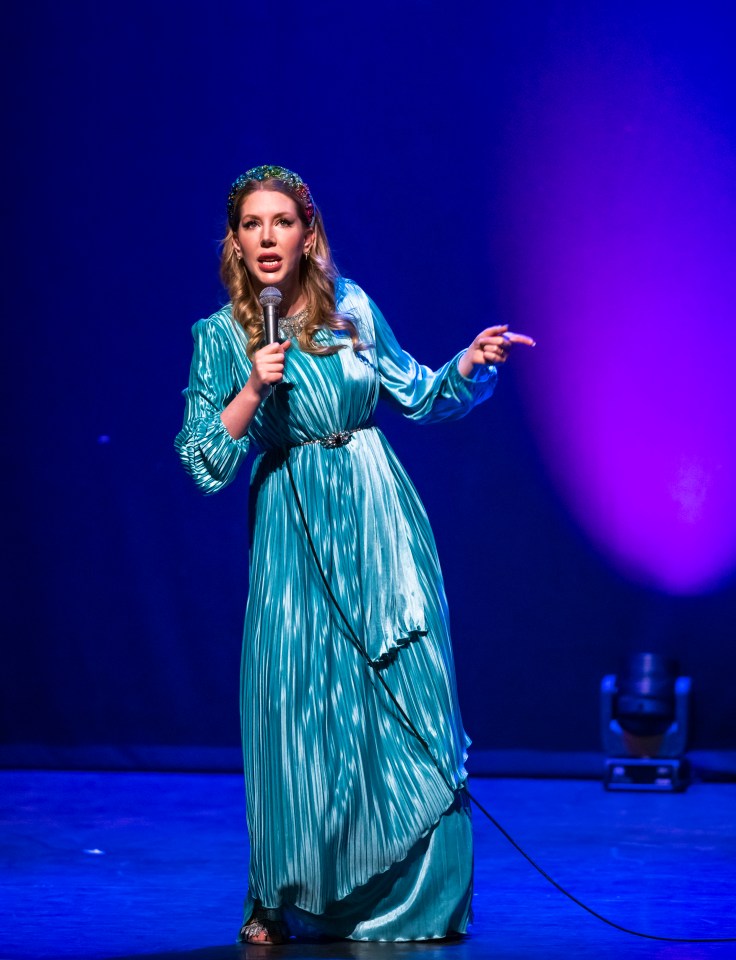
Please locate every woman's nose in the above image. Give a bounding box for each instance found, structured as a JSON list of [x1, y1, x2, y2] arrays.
[[260, 228, 276, 246]]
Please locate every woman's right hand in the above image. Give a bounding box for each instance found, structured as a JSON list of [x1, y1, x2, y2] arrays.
[[247, 340, 292, 400], [221, 341, 291, 439]]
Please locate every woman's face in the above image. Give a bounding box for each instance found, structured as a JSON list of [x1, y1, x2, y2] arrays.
[[233, 189, 312, 292]]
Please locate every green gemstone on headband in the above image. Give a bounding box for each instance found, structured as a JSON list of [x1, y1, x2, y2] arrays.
[[227, 164, 315, 225]]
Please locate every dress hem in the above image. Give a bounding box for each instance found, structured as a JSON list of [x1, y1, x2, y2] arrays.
[[244, 780, 469, 919]]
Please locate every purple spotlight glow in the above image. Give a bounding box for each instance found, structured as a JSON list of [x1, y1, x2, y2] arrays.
[[502, 52, 736, 594]]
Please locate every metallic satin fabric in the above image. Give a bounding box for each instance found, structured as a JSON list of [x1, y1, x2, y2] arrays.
[[175, 279, 497, 939]]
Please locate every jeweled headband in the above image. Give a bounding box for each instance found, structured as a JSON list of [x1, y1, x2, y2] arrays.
[[227, 164, 316, 226]]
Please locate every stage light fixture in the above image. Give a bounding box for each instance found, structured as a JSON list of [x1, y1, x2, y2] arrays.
[[600, 652, 691, 792]]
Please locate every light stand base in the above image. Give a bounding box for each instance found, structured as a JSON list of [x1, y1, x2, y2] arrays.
[[604, 756, 690, 792]]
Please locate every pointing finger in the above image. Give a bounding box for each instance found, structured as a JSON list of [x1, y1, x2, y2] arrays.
[[501, 332, 536, 347]]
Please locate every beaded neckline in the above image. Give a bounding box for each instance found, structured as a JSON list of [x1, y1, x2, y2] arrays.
[[278, 307, 309, 339]]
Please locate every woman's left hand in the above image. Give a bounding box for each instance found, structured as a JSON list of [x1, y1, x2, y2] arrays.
[[458, 324, 536, 378]]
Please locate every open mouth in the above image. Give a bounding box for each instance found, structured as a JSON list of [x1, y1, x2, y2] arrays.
[[257, 255, 282, 271]]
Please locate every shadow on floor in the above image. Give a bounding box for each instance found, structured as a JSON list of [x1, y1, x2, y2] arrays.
[[105, 937, 483, 960]]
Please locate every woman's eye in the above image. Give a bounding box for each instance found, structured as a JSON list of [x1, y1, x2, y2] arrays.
[[242, 220, 258, 229], [277, 218, 294, 227]]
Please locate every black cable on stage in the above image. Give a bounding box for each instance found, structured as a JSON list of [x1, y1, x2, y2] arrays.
[[277, 430, 736, 945]]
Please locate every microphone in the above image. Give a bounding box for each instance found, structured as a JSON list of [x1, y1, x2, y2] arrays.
[[259, 286, 282, 345]]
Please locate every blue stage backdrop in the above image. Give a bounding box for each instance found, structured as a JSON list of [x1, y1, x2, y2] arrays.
[[3, 1, 736, 767]]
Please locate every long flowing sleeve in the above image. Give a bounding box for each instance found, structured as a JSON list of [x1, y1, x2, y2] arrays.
[[367, 293, 498, 421], [174, 315, 250, 494]]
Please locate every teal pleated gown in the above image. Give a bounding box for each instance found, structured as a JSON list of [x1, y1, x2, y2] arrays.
[[175, 279, 497, 940]]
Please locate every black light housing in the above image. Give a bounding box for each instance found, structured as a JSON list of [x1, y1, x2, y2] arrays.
[[600, 653, 691, 792]]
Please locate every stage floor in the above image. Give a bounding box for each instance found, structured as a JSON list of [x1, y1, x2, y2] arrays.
[[2, 771, 735, 959]]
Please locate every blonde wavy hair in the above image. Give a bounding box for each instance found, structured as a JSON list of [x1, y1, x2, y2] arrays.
[[220, 178, 363, 358]]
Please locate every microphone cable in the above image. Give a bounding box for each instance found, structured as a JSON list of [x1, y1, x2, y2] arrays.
[[275, 426, 736, 945]]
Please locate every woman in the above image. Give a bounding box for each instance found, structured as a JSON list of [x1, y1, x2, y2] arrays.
[[175, 165, 533, 944]]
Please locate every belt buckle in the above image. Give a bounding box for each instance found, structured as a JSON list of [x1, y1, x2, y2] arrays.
[[319, 430, 352, 449]]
